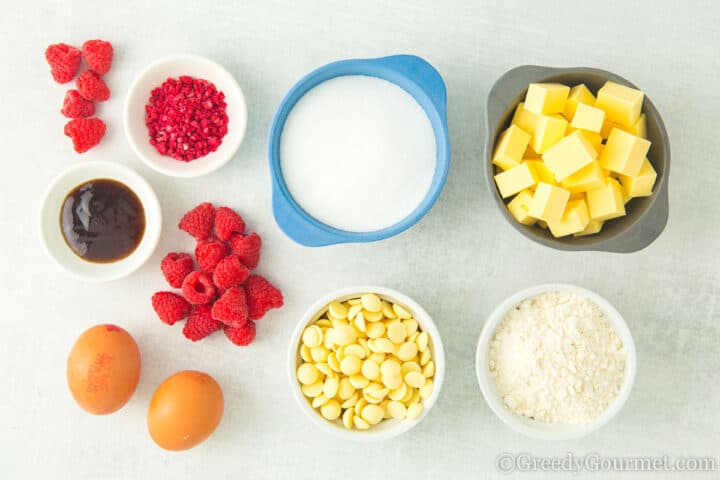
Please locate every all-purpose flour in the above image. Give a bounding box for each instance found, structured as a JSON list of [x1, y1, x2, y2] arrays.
[[489, 292, 626, 424], [280, 75, 436, 232]]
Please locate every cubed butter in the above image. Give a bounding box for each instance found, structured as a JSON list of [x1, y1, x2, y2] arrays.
[[571, 103, 605, 133], [511, 102, 538, 137], [492, 125, 531, 171], [561, 161, 605, 193], [618, 158, 657, 197], [586, 178, 626, 221], [599, 128, 651, 176], [494, 162, 538, 198], [506, 190, 536, 226], [548, 198, 590, 237], [524, 83, 570, 115], [531, 114, 568, 154], [578, 130, 602, 150], [541, 131, 597, 181], [574, 219, 604, 237], [524, 160, 556, 185], [563, 84, 596, 121], [600, 119, 623, 139], [627, 113, 647, 138], [528, 183, 570, 222], [595, 81, 644, 127]]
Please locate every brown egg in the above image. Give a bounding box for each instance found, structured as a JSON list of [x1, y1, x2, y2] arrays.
[[66, 324, 141, 415], [147, 370, 224, 451]]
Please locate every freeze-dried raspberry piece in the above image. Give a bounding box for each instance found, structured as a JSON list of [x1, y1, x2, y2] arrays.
[[212, 255, 250, 289], [76, 70, 110, 101], [224, 320, 256, 346], [195, 240, 227, 272], [244, 274, 283, 320], [151, 291, 191, 325], [214, 207, 246, 241], [182, 271, 216, 304], [178, 202, 215, 240], [183, 304, 222, 341], [229, 232, 261, 269], [45, 43, 81, 83], [160, 252, 194, 288], [64, 118, 106, 153], [211, 286, 248, 327], [81, 39, 113, 75], [61, 90, 95, 118]]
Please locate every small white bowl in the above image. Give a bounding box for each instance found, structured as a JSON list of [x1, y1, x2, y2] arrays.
[[39, 161, 162, 282], [475, 283, 636, 440], [288, 286, 445, 441], [123, 54, 247, 178]]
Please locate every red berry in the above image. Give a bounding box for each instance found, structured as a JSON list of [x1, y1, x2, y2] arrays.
[[195, 240, 227, 272], [229, 232, 261, 269], [224, 320, 256, 346], [76, 70, 110, 101], [212, 254, 250, 289], [244, 274, 283, 320], [182, 271, 216, 304], [81, 39, 113, 75], [215, 207, 246, 241], [183, 304, 222, 341], [160, 252, 194, 288], [64, 118, 106, 153], [151, 291, 191, 325], [179, 202, 215, 240], [61, 90, 95, 118], [45, 43, 81, 83], [211, 286, 248, 327]]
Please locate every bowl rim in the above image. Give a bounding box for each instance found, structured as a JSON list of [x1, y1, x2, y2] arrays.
[[287, 285, 445, 441], [484, 65, 670, 253], [123, 53, 247, 178], [475, 283, 637, 440], [38, 161, 162, 283]]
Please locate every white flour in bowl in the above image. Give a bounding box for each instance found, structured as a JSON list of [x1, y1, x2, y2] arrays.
[[489, 291, 626, 424], [280, 75, 436, 233]]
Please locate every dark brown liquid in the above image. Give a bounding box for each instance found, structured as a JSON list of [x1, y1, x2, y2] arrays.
[[60, 179, 146, 263]]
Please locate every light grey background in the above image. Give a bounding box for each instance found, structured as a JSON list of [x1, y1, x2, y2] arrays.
[[1, 1, 718, 479]]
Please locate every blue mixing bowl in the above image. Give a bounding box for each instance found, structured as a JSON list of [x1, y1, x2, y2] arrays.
[[268, 55, 450, 247]]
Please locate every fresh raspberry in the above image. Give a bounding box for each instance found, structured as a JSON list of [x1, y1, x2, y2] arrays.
[[211, 286, 248, 327], [195, 240, 227, 272], [181, 271, 216, 304], [224, 320, 256, 346], [214, 207, 246, 241], [81, 39, 113, 75], [244, 274, 283, 320], [76, 70, 110, 101], [64, 118, 106, 153], [45, 43, 81, 83], [151, 291, 191, 325], [212, 254, 250, 289], [182, 304, 222, 341], [61, 90, 95, 118], [229, 232, 261, 269], [179, 202, 215, 240], [160, 252, 194, 288]]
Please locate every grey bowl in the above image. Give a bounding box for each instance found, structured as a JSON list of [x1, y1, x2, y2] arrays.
[[484, 65, 670, 253]]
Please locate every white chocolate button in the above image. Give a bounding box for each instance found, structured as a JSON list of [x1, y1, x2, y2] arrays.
[[380, 359, 401, 377], [392, 303, 412, 319], [420, 379, 434, 399], [353, 416, 370, 430], [361, 360, 380, 380], [423, 361, 435, 378], [387, 401, 407, 419], [320, 399, 341, 420], [301, 380, 324, 398], [366, 322, 385, 339], [382, 301, 396, 319], [297, 364, 320, 385], [363, 310, 384, 322], [302, 325, 323, 348], [382, 374, 402, 390], [406, 402, 423, 419], [323, 375, 339, 398], [328, 301, 348, 319], [361, 404, 384, 425], [342, 407, 354, 428], [416, 331, 429, 352], [360, 293, 382, 312], [397, 341, 418, 361], [387, 321, 407, 344], [344, 344, 366, 359], [338, 377, 355, 400], [340, 355, 362, 376], [349, 374, 370, 389], [404, 371, 426, 388]]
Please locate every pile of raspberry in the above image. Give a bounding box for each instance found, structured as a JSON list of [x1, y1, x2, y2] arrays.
[[145, 76, 229, 162], [44, 40, 114, 153], [151, 203, 283, 346]]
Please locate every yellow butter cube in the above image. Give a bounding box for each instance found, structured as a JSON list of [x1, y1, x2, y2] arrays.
[[492, 125, 531, 171], [561, 161, 606, 193], [627, 113, 647, 138], [618, 158, 657, 197], [595, 81, 644, 127], [578, 130, 602, 150], [528, 183, 570, 222], [494, 162, 538, 198], [586, 178, 626, 220], [599, 128, 651, 176], [571, 103, 605, 133], [507, 190, 536, 226], [511, 102, 538, 137], [600, 118, 623, 139], [524, 160, 556, 185], [574, 219, 604, 237], [530, 114, 567, 154], [563, 84, 596, 121], [548, 198, 590, 237], [525, 83, 570, 115], [541, 131, 597, 181]]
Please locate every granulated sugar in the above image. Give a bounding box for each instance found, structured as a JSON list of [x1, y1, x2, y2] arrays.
[[280, 75, 436, 232], [489, 291, 626, 424]]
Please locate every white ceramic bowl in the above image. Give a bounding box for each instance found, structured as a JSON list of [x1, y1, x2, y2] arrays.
[[123, 54, 247, 178], [288, 286, 445, 441], [39, 161, 162, 282], [475, 283, 636, 440]]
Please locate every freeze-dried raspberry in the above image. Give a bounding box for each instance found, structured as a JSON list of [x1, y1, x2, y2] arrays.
[[76, 70, 110, 101], [81, 39, 113, 75], [178, 202, 215, 240], [160, 252, 194, 288], [195, 240, 227, 272], [244, 274, 283, 320], [182, 271, 216, 304], [45, 43, 81, 83], [214, 206, 246, 241], [64, 118, 106, 153], [224, 320, 256, 346], [61, 90, 95, 118], [229, 232, 261, 269], [183, 304, 222, 341], [211, 286, 248, 327], [212, 254, 250, 289], [151, 291, 191, 325]]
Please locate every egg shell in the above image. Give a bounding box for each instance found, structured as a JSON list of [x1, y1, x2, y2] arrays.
[[147, 370, 224, 451], [66, 324, 141, 415]]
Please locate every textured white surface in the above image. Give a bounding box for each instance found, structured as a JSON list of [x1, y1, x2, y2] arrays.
[[1, 1, 718, 479]]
